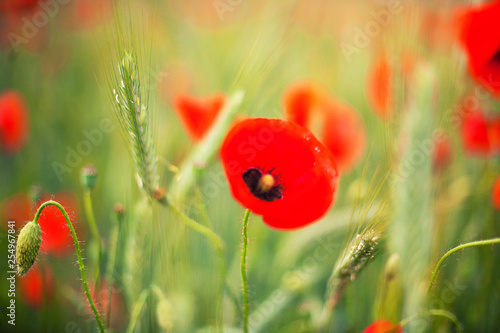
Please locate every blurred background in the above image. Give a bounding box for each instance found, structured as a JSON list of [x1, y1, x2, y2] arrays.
[[0, 0, 499, 332]]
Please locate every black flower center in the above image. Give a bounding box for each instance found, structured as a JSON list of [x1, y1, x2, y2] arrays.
[[242, 168, 283, 202]]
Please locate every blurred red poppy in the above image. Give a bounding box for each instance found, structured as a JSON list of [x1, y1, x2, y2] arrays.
[[86, 280, 127, 331], [0, 0, 39, 12], [362, 319, 403, 333], [367, 54, 392, 119], [173, 93, 226, 141], [321, 99, 367, 172], [461, 111, 495, 157], [433, 133, 453, 172], [0, 90, 29, 154], [36, 192, 80, 257], [0, 192, 32, 230], [283, 81, 324, 127], [18, 264, 54, 308], [456, 0, 500, 96], [220, 118, 339, 229], [493, 177, 500, 210]]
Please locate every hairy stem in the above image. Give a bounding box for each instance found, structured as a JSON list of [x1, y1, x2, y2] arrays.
[[428, 238, 500, 294], [241, 209, 251, 333], [33, 201, 105, 333]]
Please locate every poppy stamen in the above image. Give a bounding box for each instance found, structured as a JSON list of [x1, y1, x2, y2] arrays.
[[242, 168, 283, 202]]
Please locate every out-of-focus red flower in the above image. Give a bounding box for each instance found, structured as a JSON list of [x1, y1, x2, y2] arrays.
[[321, 99, 366, 172], [86, 280, 127, 331], [1, 193, 32, 230], [0, 90, 29, 154], [173, 93, 226, 141], [0, 0, 39, 12], [461, 112, 492, 156], [455, 0, 500, 96], [367, 55, 392, 119], [488, 119, 500, 153], [283, 81, 324, 127], [362, 319, 403, 333], [433, 134, 453, 171], [36, 192, 80, 257], [60, 0, 113, 31], [493, 177, 500, 210], [220, 118, 339, 229], [18, 264, 54, 308]]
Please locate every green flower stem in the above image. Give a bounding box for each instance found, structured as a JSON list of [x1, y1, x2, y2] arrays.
[[126, 288, 151, 333], [428, 309, 463, 333], [427, 237, 500, 294], [241, 209, 251, 333], [105, 211, 122, 328], [33, 200, 105, 333], [83, 189, 103, 306]]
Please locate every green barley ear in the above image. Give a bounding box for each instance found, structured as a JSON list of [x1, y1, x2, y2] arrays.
[[80, 164, 98, 190], [114, 51, 160, 201], [325, 229, 382, 309], [15, 221, 42, 276]]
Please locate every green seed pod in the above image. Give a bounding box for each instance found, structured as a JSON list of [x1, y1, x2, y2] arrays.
[[16, 221, 42, 276], [80, 164, 98, 190]]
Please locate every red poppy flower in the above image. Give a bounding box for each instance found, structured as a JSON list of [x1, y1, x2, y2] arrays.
[[283, 81, 324, 127], [36, 192, 80, 257], [220, 118, 339, 229], [18, 264, 54, 308], [456, 0, 500, 96], [1, 192, 32, 230], [367, 55, 392, 119], [173, 93, 226, 141], [321, 99, 367, 172], [0, 0, 39, 11], [362, 320, 403, 333], [488, 119, 500, 153], [0, 90, 29, 154], [461, 112, 492, 156], [493, 177, 500, 210], [433, 133, 453, 171]]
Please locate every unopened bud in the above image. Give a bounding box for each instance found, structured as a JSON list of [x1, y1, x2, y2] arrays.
[[16, 221, 42, 276], [81, 164, 98, 190]]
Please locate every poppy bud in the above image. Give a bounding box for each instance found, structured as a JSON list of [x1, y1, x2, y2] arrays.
[[80, 164, 98, 190], [113, 203, 125, 220], [16, 221, 42, 276]]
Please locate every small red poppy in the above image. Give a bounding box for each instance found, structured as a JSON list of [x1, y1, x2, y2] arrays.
[[220, 118, 339, 229], [492, 177, 500, 210], [0, 90, 29, 154], [362, 320, 403, 333], [488, 118, 500, 154], [321, 99, 367, 172], [433, 133, 453, 171], [283, 81, 324, 127], [367, 55, 392, 119], [461, 111, 492, 156], [18, 264, 54, 308], [456, 0, 500, 96], [36, 192, 80, 257], [173, 93, 226, 141]]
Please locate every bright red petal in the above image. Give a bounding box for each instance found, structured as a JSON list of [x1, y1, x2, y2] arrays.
[[283, 81, 323, 127], [493, 177, 500, 210], [363, 320, 403, 333], [0, 90, 29, 154], [220, 118, 339, 229], [173, 93, 226, 141], [461, 112, 491, 156], [456, 0, 500, 96]]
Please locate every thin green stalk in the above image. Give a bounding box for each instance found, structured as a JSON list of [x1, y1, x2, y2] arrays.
[[33, 201, 105, 333], [83, 189, 103, 305], [126, 289, 151, 333], [241, 209, 251, 333], [428, 309, 463, 333], [105, 211, 122, 328], [427, 238, 500, 294]]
